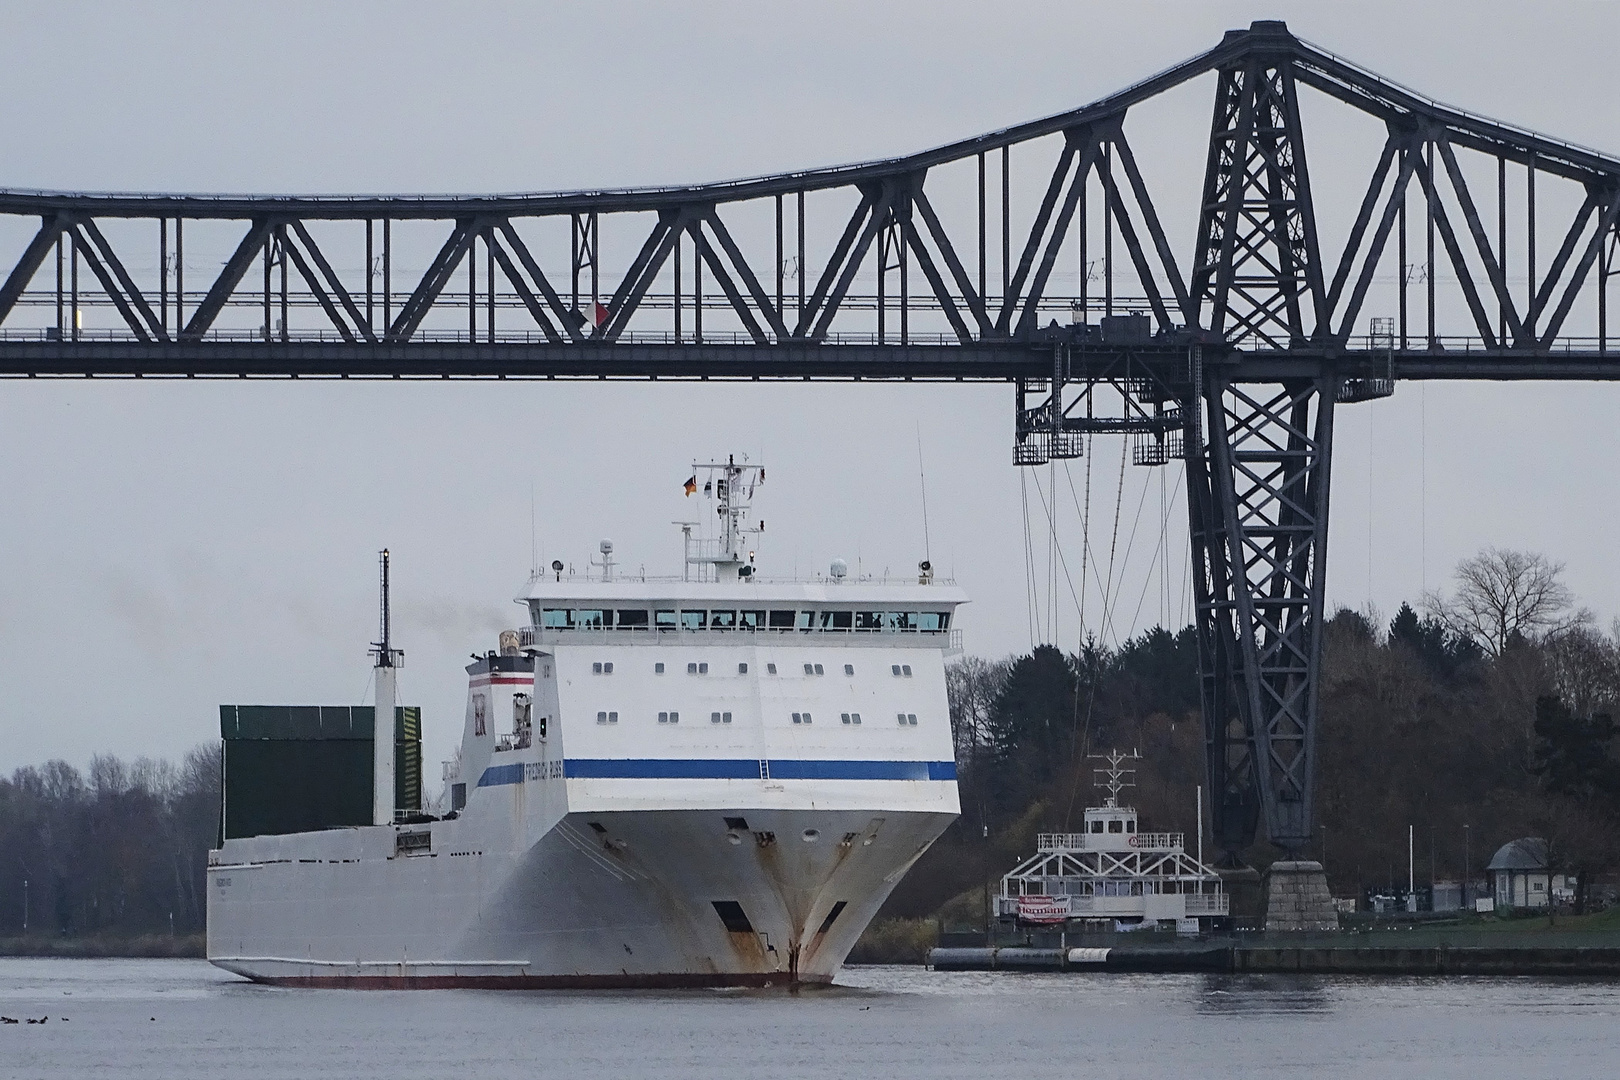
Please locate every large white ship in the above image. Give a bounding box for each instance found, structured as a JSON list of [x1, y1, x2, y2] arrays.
[[207, 458, 964, 987]]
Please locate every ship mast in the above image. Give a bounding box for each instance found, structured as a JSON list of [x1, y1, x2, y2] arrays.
[[370, 549, 404, 826], [682, 455, 763, 582]]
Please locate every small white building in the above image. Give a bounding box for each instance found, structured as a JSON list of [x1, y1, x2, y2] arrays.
[[1487, 837, 1578, 910]]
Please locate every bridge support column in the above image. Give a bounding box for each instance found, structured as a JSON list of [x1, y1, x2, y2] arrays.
[[1186, 370, 1335, 862]]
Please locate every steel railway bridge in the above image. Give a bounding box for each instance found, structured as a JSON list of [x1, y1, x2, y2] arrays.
[[3, 20, 1617, 861]]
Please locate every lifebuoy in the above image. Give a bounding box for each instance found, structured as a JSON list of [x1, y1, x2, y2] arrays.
[[1127, 834, 1140, 848]]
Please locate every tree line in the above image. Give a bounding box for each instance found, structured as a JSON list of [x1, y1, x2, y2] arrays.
[[884, 547, 1620, 922], [0, 746, 219, 941]]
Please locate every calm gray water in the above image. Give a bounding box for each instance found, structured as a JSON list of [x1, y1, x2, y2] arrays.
[[1, 959, 1616, 1079]]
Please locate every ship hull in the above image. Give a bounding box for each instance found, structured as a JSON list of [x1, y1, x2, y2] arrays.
[[209, 803, 953, 988]]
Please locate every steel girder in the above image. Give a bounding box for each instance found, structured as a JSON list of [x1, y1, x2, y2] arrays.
[[1188, 373, 1333, 857]]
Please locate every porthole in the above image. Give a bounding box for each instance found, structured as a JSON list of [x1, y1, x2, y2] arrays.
[[802, 829, 821, 843]]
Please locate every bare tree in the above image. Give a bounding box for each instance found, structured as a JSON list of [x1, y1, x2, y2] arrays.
[[946, 655, 1010, 763], [1424, 548, 1588, 656]]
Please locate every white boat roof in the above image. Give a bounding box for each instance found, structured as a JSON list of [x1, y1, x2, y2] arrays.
[[516, 578, 968, 607]]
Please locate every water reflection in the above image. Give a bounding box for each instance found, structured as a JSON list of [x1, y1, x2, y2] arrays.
[[1197, 973, 1332, 1014]]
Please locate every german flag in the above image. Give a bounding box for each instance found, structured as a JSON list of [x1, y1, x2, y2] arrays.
[[683, 475, 697, 496]]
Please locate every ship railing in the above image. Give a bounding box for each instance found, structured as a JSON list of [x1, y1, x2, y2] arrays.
[[1184, 893, 1230, 915], [1036, 831, 1184, 852]]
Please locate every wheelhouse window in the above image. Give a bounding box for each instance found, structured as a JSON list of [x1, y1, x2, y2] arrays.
[[740, 610, 766, 630], [616, 609, 650, 629], [656, 610, 678, 630], [708, 609, 737, 630], [768, 609, 797, 629], [854, 611, 883, 632], [680, 610, 705, 631], [918, 611, 950, 632], [818, 610, 853, 631]]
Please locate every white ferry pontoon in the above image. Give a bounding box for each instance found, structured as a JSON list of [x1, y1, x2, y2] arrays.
[[207, 457, 963, 987], [998, 752, 1228, 934]]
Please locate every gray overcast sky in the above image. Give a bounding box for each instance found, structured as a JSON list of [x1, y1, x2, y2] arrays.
[[3, 1, 1620, 774]]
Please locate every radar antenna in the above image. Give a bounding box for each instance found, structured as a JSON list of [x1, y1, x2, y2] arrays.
[[1089, 748, 1140, 809]]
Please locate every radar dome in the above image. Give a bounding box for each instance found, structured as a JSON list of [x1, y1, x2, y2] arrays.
[[830, 558, 848, 580]]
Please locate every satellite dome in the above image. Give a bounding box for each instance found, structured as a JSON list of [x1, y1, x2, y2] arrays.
[[830, 558, 848, 580]]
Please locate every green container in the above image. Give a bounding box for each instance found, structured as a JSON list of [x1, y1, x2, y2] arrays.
[[219, 704, 422, 840]]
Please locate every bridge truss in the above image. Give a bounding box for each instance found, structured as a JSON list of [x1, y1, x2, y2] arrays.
[[2, 20, 1617, 859]]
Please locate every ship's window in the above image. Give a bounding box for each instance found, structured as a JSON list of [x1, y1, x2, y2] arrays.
[[709, 609, 737, 630], [680, 610, 705, 630], [803, 663, 814, 675], [712, 711, 722, 724], [818, 610, 853, 631], [616, 609, 650, 629], [589, 822, 607, 834], [656, 609, 678, 630], [724, 816, 748, 830], [768, 609, 797, 629], [573, 609, 608, 629], [852, 712, 861, 724], [593, 662, 602, 674], [542, 665, 552, 678], [766, 663, 777, 675], [799, 712, 809, 724], [795, 611, 813, 630], [451, 783, 466, 812], [840, 712, 850, 725], [658, 711, 669, 724], [542, 608, 569, 628], [883, 612, 908, 632], [793, 712, 804, 725], [597, 711, 608, 724], [1108, 819, 1123, 833], [738, 662, 748, 674], [670, 711, 679, 723], [1125, 819, 1136, 833], [609, 711, 619, 723], [1090, 820, 1104, 834], [814, 663, 824, 676], [907, 713, 917, 725], [896, 712, 907, 725], [855, 611, 883, 632], [688, 662, 698, 674], [699, 662, 709, 674], [740, 610, 765, 630], [918, 611, 944, 632], [723, 711, 732, 723], [892, 664, 902, 676], [655, 662, 665, 674], [902, 665, 912, 677], [843, 664, 854, 676]]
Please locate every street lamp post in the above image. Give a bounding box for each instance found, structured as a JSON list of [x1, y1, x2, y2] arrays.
[[21, 879, 27, 933], [1464, 824, 1472, 908]]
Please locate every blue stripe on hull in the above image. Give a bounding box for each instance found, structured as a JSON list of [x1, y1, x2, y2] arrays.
[[477, 758, 956, 786]]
